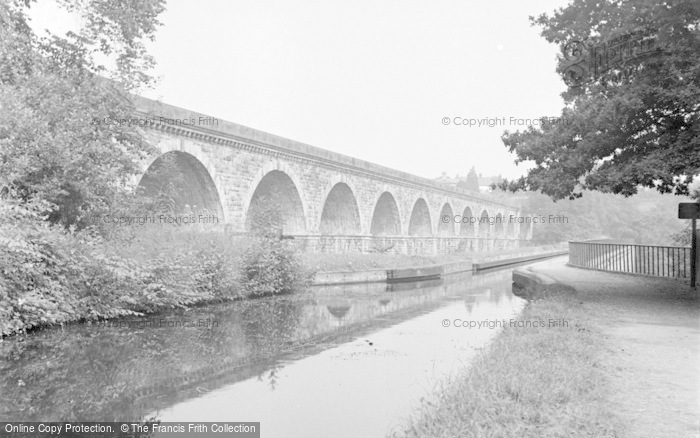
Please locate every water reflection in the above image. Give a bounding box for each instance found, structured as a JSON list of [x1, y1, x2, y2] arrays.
[[0, 268, 523, 432]]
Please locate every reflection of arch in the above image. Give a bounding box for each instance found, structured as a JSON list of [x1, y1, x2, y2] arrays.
[[319, 183, 361, 235], [370, 192, 401, 236], [437, 203, 455, 236], [245, 170, 306, 233], [478, 209, 490, 238], [408, 198, 432, 236], [494, 213, 504, 238], [460, 206, 475, 237], [138, 150, 224, 218], [327, 305, 352, 319], [506, 215, 515, 238], [525, 218, 534, 239], [519, 217, 531, 239], [464, 295, 476, 314]]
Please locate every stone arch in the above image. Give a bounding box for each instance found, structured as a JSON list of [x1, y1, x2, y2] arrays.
[[525, 218, 534, 240], [460, 206, 475, 237], [478, 209, 491, 238], [138, 139, 227, 222], [408, 198, 432, 236], [319, 182, 361, 235], [243, 161, 309, 230], [494, 213, 505, 238], [370, 192, 401, 236], [519, 217, 531, 239], [245, 169, 306, 234], [437, 203, 455, 236], [137, 150, 224, 219], [505, 215, 515, 238]]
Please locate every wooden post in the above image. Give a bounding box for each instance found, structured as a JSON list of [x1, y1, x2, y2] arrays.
[[690, 219, 700, 287], [678, 203, 700, 287], [693, 219, 698, 288]]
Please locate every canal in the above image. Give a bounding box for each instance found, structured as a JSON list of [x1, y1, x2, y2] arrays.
[[0, 265, 528, 437]]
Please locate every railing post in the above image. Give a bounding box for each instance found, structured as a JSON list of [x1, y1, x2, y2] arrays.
[[671, 247, 675, 278]]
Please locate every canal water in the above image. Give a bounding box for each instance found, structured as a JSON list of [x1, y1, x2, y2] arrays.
[[0, 266, 526, 437]]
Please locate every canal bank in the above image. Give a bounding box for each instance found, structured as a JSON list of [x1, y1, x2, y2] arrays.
[[313, 247, 568, 285], [1, 242, 565, 339], [511, 257, 699, 438], [396, 256, 625, 437], [398, 257, 700, 437], [0, 262, 528, 437]]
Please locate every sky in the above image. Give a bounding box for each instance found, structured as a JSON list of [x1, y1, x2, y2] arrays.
[[29, 0, 572, 181]]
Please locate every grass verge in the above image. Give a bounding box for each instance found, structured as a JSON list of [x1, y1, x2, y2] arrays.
[[393, 287, 622, 438]]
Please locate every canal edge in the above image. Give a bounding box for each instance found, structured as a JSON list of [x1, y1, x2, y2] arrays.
[[314, 250, 569, 286]]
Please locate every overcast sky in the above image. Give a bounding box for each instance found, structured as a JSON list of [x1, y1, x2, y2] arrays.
[[30, 0, 572, 181]]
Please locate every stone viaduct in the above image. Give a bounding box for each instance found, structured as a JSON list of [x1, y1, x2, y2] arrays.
[[130, 96, 533, 254]]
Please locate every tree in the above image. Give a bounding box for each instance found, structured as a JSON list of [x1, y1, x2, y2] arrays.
[[0, 0, 166, 226], [520, 188, 687, 244], [498, 0, 700, 200], [463, 167, 481, 192]]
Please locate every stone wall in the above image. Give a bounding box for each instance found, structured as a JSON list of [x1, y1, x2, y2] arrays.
[[291, 236, 521, 256], [130, 95, 534, 251]]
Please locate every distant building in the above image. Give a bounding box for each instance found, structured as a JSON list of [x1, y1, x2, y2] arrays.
[[434, 172, 460, 189], [477, 175, 503, 192], [434, 172, 502, 193]]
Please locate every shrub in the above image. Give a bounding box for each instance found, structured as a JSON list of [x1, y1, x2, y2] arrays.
[[0, 179, 314, 336], [0, 196, 149, 335], [239, 189, 315, 297], [240, 236, 314, 297], [0, 189, 249, 336], [108, 223, 246, 303]]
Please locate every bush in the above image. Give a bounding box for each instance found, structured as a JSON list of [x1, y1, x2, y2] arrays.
[[0, 180, 314, 336], [240, 236, 314, 297], [0, 192, 247, 336], [239, 189, 315, 297], [0, 196, 149, 336]]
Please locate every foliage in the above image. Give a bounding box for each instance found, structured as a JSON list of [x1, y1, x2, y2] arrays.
[[0, 0, 165, 227], [523, 188, 689, 245], [689, 177, 700, 200], [110, 224, 245, 303], [0, 192, 247, 337], [240, 191, 314, 297], [498, 0, 700, 200], [0, 0, 311, 336], [671, 223, 692, 246], [0, 193, 147, 336], [240, 237, 313, 297], [246, 190, 285, 238]]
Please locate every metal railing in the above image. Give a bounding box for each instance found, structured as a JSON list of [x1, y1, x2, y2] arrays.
[[569, 241, 692, 281]]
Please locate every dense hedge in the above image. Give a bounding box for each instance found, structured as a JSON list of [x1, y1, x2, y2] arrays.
[[0, 198, 314, 337]]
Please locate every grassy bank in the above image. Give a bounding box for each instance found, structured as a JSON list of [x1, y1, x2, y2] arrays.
[[0, 202, 313, 337], [393, 288, 622, 438]]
